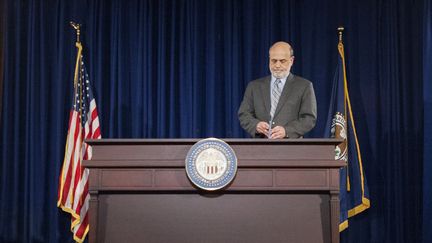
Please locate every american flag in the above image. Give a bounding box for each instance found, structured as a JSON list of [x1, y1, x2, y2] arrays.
[[57, 53, 101, 243]]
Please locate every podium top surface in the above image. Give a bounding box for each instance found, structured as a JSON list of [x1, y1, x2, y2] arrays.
[[85, 138, 343, 145]]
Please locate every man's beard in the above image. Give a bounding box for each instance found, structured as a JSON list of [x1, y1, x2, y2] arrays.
[[271, 70, 289, 79]]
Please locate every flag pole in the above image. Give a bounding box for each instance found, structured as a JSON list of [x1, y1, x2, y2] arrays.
[[69, 22, 83, 107], [337, 26, 347, 122], [338, 26, 344, 43], [337, 26, 351, 195], [70, 21, 81, 44]]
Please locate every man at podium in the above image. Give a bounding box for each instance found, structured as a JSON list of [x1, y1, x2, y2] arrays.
[[238, 41, 317, 139]]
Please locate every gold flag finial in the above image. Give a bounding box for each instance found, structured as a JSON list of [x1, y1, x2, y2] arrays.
[[338, 26, 344, 43], [69, 21, 83, 99], [70, 21, 81, 43]]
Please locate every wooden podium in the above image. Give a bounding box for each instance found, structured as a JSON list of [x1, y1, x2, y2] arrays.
[[83, 139, 344, 243]]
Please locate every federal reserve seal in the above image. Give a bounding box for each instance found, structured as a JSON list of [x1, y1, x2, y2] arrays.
[[185, 138, 238, 191]]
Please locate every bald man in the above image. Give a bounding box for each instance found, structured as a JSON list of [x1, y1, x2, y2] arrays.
[[238, 41, 317, 139]]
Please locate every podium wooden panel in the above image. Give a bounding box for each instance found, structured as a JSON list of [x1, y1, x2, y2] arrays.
[[83, 139, 344, 243]]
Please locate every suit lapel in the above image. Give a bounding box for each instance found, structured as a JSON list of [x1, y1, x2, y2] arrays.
[[260, 77, 271, 117], [274, 73, 294, 118]]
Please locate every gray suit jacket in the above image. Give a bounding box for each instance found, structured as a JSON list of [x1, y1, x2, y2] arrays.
[[238, 73, 317, 138]]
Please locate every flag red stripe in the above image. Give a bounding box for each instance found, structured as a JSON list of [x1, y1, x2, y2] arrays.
[[70, 114, 83, 202], [74, 209, 89, 240], [60, 112, 81, 206]]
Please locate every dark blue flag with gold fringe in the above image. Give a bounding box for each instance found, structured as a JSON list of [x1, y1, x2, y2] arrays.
[[324, 30, 370, 232]]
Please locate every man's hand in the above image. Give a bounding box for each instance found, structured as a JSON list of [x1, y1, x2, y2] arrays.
[[270, 126, 286, 139], [256, 121, 270, 137]]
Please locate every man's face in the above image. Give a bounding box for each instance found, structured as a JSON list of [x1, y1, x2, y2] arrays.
[[269, 46, 294, 79]]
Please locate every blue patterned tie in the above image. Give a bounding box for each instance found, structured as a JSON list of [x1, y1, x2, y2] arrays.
[[270, 79, 282, 118]]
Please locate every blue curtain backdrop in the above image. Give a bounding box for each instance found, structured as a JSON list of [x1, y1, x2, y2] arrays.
[[0, 0, 428, 242], [424, 0, 432, 242], [0, 0, 4, 119]]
